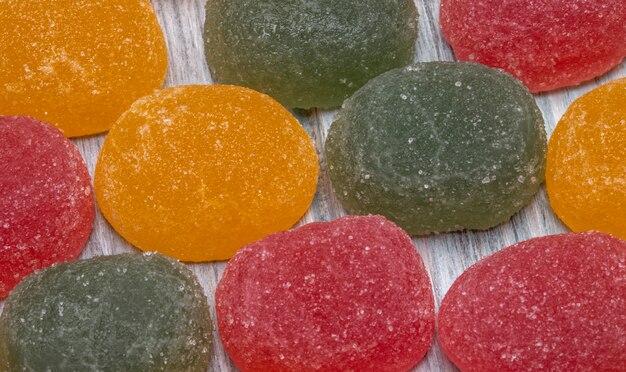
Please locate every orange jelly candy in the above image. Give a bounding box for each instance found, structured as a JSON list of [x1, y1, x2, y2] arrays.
[[0, 0, 167, 137], [94, 85, 319, 262], [547, 78, 626, 239]]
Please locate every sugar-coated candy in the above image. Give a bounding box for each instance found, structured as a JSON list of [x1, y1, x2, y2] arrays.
[[438, 232, 626, 371], [204, 0, 418, 109], [95, 85, 318, 262], [216, 215, 435, 371], [325, 62, 546, 235], [0, 0, 167, 137], [440, 0, 626, 92], [547, 78, 626, 240], [0, 116, 93, 299], [0, 253, 212, 371]]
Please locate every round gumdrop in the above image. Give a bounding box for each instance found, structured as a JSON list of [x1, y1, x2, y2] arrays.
[[0, 116, 94, 299], [438, 232, 626, 371], [547, 78, 626, 240], [440, 0, 626, 92], [204, 0, 418, 109], [325, 62, 546, 235], [0, 253, 212, 371], [94, 85, 318, 262], [0, 0, 167, 137], [216, 215, 435, 371]]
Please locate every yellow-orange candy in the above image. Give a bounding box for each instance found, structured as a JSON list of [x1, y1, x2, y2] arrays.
[[95, 85, 319, 262], [547, 78, 626, 239], [0, 0, 167, 137]]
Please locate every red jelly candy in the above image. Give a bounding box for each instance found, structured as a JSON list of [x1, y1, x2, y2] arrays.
[[439, 232, 626, 371], [216, 215, 435, 371], [0, 116, 94, 298], [440, 0, 626, 92]]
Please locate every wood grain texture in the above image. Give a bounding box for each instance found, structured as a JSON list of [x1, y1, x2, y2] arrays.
[[1, 1, 625, 371]]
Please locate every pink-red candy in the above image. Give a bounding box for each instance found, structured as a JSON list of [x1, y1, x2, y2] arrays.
[[0, 116, 94, 298], [440, 0, 626, 92], [216, 215, 435, 371], [438, 232, 626, 371]]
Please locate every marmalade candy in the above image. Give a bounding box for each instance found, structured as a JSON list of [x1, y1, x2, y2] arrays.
[[94, 85, 319, 262], [547, 78, 626, 240], [204, 0, 418, 109], [0, 0, 167, 137], [325, 62, 547, 235], [439, 232, 626, 371], [216, 215, 435, 371], [0, 116, 94, 299], [440, 0, 626, 92], [0, 253, 212, 371]]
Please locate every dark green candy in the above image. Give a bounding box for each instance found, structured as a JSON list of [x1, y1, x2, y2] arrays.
[[204, 0, 418, 109], [0, 253, 212, 372], [325, 62, 547, 234]]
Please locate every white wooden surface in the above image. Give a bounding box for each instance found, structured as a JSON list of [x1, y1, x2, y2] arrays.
[[2, 1, 625, 371]]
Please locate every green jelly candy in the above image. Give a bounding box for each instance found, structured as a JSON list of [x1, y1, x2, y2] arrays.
[[204, 0, 418, 109], [325, 62, 547, 234], [0, 253, 212, 371]]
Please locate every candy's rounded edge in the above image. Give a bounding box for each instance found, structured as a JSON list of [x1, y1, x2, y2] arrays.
[[94, 84, 319, 262], [325, 62, 547, 235], [437, 231, 626, 371], [0, 115, 96, 299], [438, 0, 626, 93], [146, 0, 169, 99], [136, 252, 215, 369], [216, 214, 436, 371], [150, 251, 214, 370], [55, 117, 97, 267], [490, 54, 626, 94], [435, 232, 535, 371], [545, 101, 577, 234], [0, 252, 213, 371], [527, 54, 626, 93]]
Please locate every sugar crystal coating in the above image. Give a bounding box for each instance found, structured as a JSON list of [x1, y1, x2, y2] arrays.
[[95, 85, 319, 262], [325, 62, 546, 235], [0, 116, 93, 299], [216, 215, 435, 371], [0, 253, 212, 371], [440, 0, 626, 92], [204, 0, 418, 109], [0, 0, 167, 137], [438, 232, 626, 371], [547, 78, 626, 240]]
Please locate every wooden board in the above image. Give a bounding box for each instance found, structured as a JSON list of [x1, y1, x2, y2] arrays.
[[1, 1, 625, 371]]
